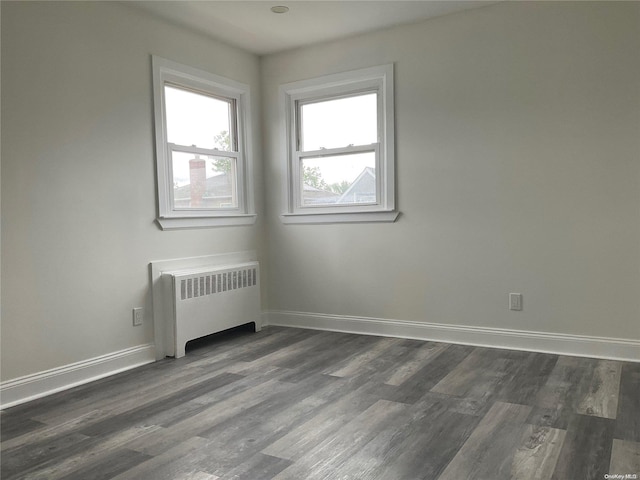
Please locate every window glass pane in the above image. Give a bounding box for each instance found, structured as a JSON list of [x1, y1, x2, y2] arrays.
[[301, 151, 376, 206], [172, 151, 237, 209], [165, 85, 233, 151], [300, 93, 377, 151]]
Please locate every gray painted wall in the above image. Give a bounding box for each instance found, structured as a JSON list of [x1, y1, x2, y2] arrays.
[[261, 2, 640, 339], [1, 2, 264, 381], [2, 1, 639, 384]]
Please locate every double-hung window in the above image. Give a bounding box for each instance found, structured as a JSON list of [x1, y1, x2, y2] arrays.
[[281, 64, 398, 224], [152, 56, 255, 229]]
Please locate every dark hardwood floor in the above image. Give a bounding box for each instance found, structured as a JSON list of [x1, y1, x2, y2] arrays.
[[1, 326, 639, 479]]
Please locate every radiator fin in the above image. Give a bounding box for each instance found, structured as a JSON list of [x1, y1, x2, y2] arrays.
[[179, 267, 258, 302]]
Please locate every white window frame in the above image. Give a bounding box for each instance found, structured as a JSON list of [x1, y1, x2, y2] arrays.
[[152, 56, 255, 230], [280, 64, 398, 224]]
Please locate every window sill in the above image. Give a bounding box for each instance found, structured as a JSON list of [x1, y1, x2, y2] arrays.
[[280, 210, 399, 225], [157, 214, 257, 230]]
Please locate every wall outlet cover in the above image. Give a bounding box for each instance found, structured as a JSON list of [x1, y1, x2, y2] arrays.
[[509, 293, 523, 311], [133, 307, 143, 326]]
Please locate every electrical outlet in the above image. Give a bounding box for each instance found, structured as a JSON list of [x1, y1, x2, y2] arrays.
[[133, 307, 143, 326], [509, 293, 523, 311]]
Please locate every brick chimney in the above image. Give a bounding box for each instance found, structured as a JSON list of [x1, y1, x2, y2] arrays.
[[189, 155, 206, 207]]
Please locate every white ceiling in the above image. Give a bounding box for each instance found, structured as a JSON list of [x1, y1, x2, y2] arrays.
[[126, 1, 496, 55]]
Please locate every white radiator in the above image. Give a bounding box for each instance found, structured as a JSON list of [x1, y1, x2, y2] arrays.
[[163, 261, 261, 358]]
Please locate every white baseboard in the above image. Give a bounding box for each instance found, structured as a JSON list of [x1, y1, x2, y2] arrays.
[[264, 310, 640, 362], [0, 344, 156, 410]]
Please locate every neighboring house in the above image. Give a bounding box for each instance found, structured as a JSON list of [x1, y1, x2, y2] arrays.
[[337, 166, 376, 204], [302, 183, 341, 205], [174, 171, 234, 208], [302, 166, 377, 206]]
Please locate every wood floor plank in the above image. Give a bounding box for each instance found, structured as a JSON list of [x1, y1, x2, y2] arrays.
[[329, 338, 445, 387], [187, 326, 317, 368], [326, 336, 402, 377], [494, 352, 559, 406], [153, 366, 286, 428], [1, 327, 637, 480], [203, 389, 337, 468], [1, 432, 92, 480], [268, 331, 349, 369], [336, 394, 482, 480], [431, 348, 504, 397], [372, 339, 448, 381], [418, 391, 490, 417], [614, 362, 640, 442], [530, 355, 607, 428], [432, 347, 545, 403], [234, 327, 320, 362], [0, 410, 107, 452], [25, 328, 283, 427], [384, 343, 474, 404], [534, 356, 594, 409], [261, 379, 387, 461], [56, 449, 153, 480], [31, 360, 237, 426], [384, 342, 448, 386], [277, 333, 379, 383], [271, 399, 408, 480], [510, 424, 566, 480], [576, 360, 622, 419], [196, 375, 354, 476], [437, 401, 533, 480], [174, 472, 219, 480], [109, 436, 212, 480], [526, 406, 570, 430], [219, 331, 334, 374], [609, 439, 640, 477], [223, 453, 292, 480], [0, 414, 46, 443], [550, 414, 615, 480], [125, 377, 295, 456], [129, 376, 343, 479], [78, 372, 244, 437], [14, 425, 160, 480]]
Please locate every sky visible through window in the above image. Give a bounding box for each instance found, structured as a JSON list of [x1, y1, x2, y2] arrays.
[[301, 93, 377, 152]]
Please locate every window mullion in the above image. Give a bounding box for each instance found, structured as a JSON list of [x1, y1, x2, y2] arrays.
[[299, 143, 378, 158], [229, 98, 239, 152], [294, 100, 302, 152], [293, 150, 303, 210], [169, 143, 239, 159]]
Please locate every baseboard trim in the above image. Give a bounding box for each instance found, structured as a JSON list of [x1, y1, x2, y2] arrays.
[[0, 344, 156, 410], [264, 310, 640, 362]]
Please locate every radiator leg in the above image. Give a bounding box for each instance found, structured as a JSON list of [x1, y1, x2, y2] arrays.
[[175, 342, 186, 359]]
